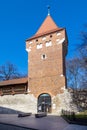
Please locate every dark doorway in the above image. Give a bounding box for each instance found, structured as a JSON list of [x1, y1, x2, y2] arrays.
[[38, 93, 51, 113]]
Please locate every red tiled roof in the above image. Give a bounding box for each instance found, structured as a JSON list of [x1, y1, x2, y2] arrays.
[[0, 77, 28, 86], [26, 15, 62, 41], [36, 15, 60, 35]]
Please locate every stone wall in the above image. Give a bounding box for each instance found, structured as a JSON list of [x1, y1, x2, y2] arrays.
[[52, 88, 87, 114], [53, 88, 87, 115], [68, 88, 87, 111], [0, 91, 71, 115], [52, 89, 78, 115], [0, 88, 86, 114], [0, 90, 74, 115], [0, 94, 37, 114]]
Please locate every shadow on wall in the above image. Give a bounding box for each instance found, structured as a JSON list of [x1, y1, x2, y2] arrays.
[[0, 106, 24, 114]]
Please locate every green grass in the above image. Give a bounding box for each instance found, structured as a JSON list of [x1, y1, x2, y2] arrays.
[[63, 110, 87, 122], [76, 110, 87, 115], [75, 110, 87, 120]]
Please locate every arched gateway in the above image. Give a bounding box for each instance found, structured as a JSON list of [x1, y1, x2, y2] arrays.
[[38, 93, 51, 113]]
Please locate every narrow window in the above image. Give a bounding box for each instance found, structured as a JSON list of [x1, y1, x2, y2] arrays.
[[41, 54, 47, 60], [43, 54, 45, 59]]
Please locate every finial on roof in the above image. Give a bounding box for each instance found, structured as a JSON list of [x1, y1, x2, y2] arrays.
[[47, 5, 50, 16]]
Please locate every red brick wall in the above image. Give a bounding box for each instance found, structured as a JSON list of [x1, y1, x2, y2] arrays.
[[26, 29, 68, 97]]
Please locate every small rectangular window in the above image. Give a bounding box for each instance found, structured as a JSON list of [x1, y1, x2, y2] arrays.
[[37, 43, 42, 49], [46, 41, 52, 47]]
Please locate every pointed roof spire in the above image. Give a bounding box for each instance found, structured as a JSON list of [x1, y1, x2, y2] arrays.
[[47, 5, 50, 16], [26, 9, 63, 41], [35, 15, 61, 36]]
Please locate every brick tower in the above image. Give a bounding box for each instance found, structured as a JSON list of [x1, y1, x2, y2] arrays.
[[26, 14, 68, 113]]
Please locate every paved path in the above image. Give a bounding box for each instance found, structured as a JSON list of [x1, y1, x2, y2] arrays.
[[0, 114, 87, 130]]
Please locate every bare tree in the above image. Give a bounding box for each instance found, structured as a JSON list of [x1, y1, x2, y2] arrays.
[[67, 26, 87, 89], [77, 26, 87, 88], [66, 58, 82, 89], [0, 62, 27, 81], [78, 26, 87, 65]]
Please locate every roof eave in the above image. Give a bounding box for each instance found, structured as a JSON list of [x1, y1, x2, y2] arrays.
[[26, 28, 64, 41], [0, 82, 28, 87], [0, 77, 28, 87]]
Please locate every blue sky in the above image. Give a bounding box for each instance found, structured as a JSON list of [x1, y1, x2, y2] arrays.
[[0, 0, 87, 73]]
